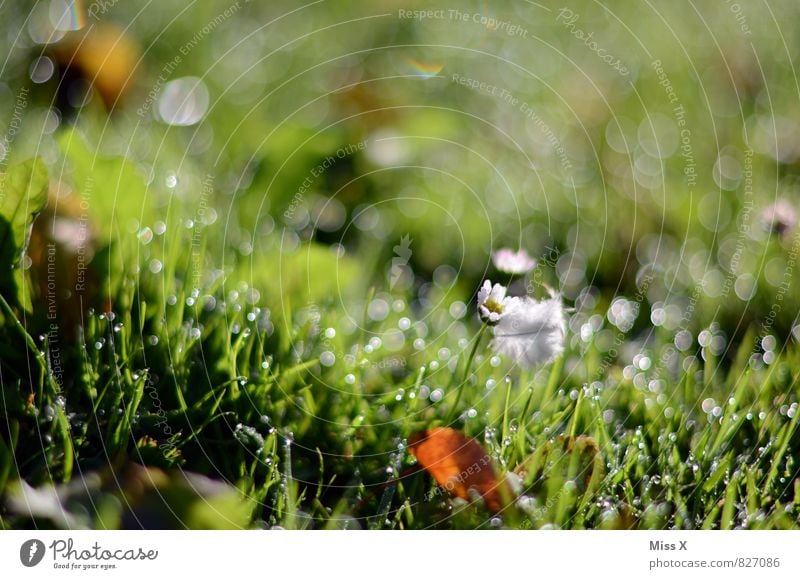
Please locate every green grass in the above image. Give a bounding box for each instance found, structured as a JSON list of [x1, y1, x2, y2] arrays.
[[1, 0, 800, 530], [1, 206, 798, 528]]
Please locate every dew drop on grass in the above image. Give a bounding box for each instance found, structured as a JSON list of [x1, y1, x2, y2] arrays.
[[428, 360, 439, 371], [674, 330, 693, 351], [398, 317, 411, 330], [430, 388, 444, 402], [345, 373, 355, 384], [466, 408, 477, 418], [367, 299, 389, 321], [320, 351, 335, 367], [490, 356, 501, 367], [137, 227, 153, 244], [449, 301, 467, 319]]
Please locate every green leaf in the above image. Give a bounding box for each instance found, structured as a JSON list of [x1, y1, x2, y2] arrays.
[[58, 127, 151, 240], [0, 157, 49, 311]]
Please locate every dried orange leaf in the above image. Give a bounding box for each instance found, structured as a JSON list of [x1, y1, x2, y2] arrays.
[[408, 427, 507, 513]]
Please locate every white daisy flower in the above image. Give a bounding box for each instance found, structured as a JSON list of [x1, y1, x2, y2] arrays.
[[490, 292, 566, 368], [477, 280, 519, 324], [491, 248, 537, 274]]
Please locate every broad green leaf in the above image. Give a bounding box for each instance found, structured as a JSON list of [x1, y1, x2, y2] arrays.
[[0, 157, 49, 310], [58, 127, 151, 240]]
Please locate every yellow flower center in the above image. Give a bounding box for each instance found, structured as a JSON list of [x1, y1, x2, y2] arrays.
[[484, 298, 504, 315]]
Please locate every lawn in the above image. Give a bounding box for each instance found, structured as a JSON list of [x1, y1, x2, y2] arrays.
[[0, 0, 799, 530]]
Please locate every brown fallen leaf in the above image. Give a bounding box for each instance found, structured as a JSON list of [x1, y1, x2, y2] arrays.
[[514, 434, 605, 494], [408, 427, 508, 513], [51, 24, 140, 110]]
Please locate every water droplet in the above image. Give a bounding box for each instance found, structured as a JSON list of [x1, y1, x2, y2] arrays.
[[137, 227, 153, 244], [367, 299, 390, 321], [165, 171, 178, 189], [157, 77, 209, 126], [29, 56, 54, 83]]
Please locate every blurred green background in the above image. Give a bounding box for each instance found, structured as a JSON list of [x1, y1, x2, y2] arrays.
[[2, 0, 800, 530], [3, 0, 799, 338]]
